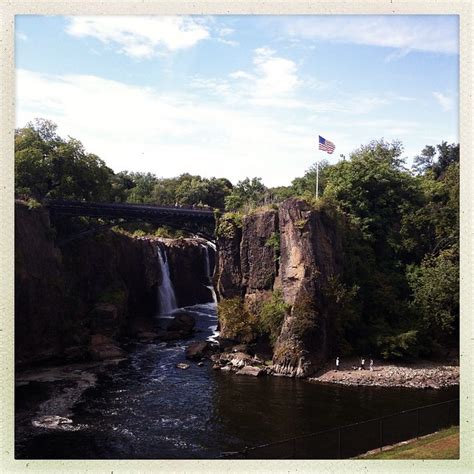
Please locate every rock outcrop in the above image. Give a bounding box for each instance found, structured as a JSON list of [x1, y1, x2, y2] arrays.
[[215, 216, 244, 299], [15, 202, 214, 367], [215, 199, 342, 378], [272, 199, 342, 377]]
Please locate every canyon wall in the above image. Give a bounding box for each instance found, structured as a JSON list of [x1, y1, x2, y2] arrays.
[[15, 202, 214, 367], [215, 199, 342, 377]]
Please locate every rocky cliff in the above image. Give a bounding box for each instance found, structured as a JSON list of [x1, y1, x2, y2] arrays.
[[15, 202, 214, 367], [215, 199, 342, 377]]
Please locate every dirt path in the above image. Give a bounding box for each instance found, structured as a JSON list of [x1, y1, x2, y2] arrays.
[[309, 357, 459, 389]]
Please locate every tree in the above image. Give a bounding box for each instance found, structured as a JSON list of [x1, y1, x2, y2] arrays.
[[412, 145, 436, 174], [411, 141, 459, 178], [407, 248, 459, 351], [150, 174, 232, 208], [123, 172, 158, 203], [224, 177, 267, 211], [15, 119, 114, 201], [290, 160, 330, 198], [323, 139, 420, 250]]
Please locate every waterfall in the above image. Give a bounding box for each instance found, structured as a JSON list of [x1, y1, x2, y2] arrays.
[[156, 245, 178, 316], [203, 243, 217, 303]]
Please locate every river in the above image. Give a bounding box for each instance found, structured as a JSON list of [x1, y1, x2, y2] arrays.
[[15, 302, 459, 459]]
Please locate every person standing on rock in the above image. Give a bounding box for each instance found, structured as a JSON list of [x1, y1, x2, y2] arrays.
[[335, 357, 340, 371], [370, 359, 374, 371], [361, 358, 365, 370]]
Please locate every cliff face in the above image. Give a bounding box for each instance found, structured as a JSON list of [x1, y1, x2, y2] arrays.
[[215, 199, 342, 377], [272, 199, 342, 377], [15, 202, 214, 367], [215, 218, 243, 299]]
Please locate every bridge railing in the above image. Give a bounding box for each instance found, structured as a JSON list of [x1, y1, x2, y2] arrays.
[[45, 199, 216, 219], [221, 398, 459, 459]]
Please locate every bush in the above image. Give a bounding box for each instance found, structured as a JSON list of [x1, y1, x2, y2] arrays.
[[258, 290, 289, 345], [377, 330, 419, 359], [218, 297, 258, 343], [215, 212, 243, 238], [265, 231, 280, 263], [26, 198, 42, 209], [407, 248, 459, 348], [290, 295, 318, 339]]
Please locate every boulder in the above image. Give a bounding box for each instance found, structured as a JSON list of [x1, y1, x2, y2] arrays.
[[231, 344, 250, 353], [186, 341, 212, 360], [236, 366, 264, 377], [229, 351, 253, 368], [167, 312, 196, 334], [89, 334, 126, 361]]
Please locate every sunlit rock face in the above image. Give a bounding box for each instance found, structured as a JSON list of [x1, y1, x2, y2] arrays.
[[272, 199, 342, 377], [215, 199, 342, 377]]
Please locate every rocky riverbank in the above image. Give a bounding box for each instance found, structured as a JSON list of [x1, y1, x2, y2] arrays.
[[308, 358, 459, 389], [204, 343, 459, 389]]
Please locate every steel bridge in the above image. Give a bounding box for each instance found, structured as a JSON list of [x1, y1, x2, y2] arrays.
[[45, 200, 216, 243]]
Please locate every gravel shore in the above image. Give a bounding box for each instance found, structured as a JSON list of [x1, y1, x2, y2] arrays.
[[309, 358, 459, 389]]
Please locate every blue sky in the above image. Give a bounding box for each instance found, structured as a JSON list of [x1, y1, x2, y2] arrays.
[[16, 15, 459, 186]]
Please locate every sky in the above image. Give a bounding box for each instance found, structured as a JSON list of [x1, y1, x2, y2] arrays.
[[15, 15, 459, 187]]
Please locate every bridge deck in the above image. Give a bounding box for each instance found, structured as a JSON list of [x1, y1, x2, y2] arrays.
[[46, 200, 216, 222]]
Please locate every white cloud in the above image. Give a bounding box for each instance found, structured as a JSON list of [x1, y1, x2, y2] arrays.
[[282, 16, 458, 55], [218, 27, 234, 37], [190, 47, 303, 107], [217, 38, 239, 47], [66, 16, 210, 58], [252, 47, 300, 97], [16, 69, 323, 186], [433, 91, 454, 111]]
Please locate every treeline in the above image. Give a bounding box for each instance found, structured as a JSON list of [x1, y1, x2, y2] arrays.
[[15, 118, 459, 358]]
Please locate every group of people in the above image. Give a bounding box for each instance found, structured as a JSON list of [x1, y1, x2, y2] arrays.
[[335, 357, 374, 371]]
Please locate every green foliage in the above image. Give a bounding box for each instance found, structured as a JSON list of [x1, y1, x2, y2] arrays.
[[215, 212, 243, 238], [257, 290, 289, 345], [325, 276, 360, 355], [290, 295, 318, 340], [15, 119, 115, 201], [151, 174, 233, 209], [323, 139, 420, 247], [26, 198, 42, 209], [265, 232, 280, 262], [412, 141, 459, 178], [218, 297, 258, 343], [224, 177, 268, 211], [407, 248, 459, 348], [153, 227, 185, 239], [377, 330, 419, 359], [290, 160, 330, 198]]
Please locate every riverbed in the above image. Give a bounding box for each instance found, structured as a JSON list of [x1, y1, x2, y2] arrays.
[[15, 302, 459, 459]]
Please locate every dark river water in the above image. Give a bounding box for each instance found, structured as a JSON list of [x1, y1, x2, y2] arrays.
[[15, 303, 459, 459]]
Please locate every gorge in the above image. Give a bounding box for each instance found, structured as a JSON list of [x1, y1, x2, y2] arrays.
[[14, 199, 459, 459]]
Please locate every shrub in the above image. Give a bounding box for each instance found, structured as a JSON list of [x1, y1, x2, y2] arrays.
[[377, 330, 419, 359], [265, 231, 280, 263], [290, 295, 318, 339], [215, 212, 243, 238], [218, 297, 258, 343], [258, 289, 289, 345], [26, 198, 42, 210]]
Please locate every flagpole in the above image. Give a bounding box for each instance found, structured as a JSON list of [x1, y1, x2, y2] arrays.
[[315, 152, 319, 199]]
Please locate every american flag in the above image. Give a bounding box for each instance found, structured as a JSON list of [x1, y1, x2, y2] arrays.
[[318, 135, 335, 154]]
